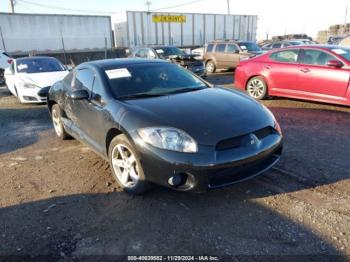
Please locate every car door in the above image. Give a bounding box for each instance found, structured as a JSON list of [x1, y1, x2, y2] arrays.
[[265, 49, 300, 93], [225, 44, 241, 68], [214, 44, 227, 68], [297, 48, 349, 98], [66, 68, 104, 152]]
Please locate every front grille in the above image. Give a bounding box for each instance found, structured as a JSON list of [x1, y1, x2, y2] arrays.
[[208, 152, 281, 188], [186, 61, 203, 67], [216, 126, 274, 151]]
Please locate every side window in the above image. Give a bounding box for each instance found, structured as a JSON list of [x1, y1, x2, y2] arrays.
[[270, 50, 299, 63], [215, 44, 226, 53], [283, 43, 291, 47], [226, 44, 239, 53], [206, 44, 214, 52], [301, 49, 337, 66], [135, 49, 146, 58], [272, 43, 282, 49], [74, 69, 95, 91]]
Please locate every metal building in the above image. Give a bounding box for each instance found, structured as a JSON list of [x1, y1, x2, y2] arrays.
[[114, 11, 258, 48]]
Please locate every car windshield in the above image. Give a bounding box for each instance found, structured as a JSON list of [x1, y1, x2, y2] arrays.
[[289, 41, 303, 45], [16, 58, 65, 74], [105, 63, 207, 99], [155, 47, 185, 59], [330, 47, 350, 62], [238, 42, 262, 52]]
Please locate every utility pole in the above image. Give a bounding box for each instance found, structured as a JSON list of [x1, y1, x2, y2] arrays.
[[145, 1, 151, 12], [345, 6, 348, 25], [227, 0, 230, 15], [9, 0, 15, 13]]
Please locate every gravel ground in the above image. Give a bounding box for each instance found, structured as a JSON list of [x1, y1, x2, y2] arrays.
[[0, 74, 350, 261]]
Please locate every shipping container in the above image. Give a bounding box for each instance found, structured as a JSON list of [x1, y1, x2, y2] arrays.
[[114, 11, 258, 48], [0, 13, 113, 54]]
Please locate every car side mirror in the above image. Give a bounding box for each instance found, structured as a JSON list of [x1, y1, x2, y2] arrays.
[[234, 50, 240, 54], [70, 89, 89, 100], [327, 60, 343, 68]]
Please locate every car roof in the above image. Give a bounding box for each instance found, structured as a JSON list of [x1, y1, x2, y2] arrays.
[[82, 58, 169, 70], [273, 44, 344, 50], [16, 56, 58, 61]]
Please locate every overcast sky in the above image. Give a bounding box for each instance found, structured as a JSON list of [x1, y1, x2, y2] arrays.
[[1, 0, 349, 39]]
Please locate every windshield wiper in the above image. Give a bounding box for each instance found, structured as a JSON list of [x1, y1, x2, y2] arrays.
[[118, 92, 167, 100], [161, 87, 205, 95]]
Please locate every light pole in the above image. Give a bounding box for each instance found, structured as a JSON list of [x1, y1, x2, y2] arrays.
[[145, 1, 152, 12], [227, 0, 230, 15], [9, 0, 15, 13]]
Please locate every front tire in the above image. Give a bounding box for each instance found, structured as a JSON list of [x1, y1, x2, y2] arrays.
[[246, 76, 268, 100], [205, 60, 216, 74], [109, 134, 150, 195], [51, 104, 70, 140]]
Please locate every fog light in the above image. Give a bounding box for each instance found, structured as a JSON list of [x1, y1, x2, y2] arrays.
[[168, 175, 183, 186], [23, 96, 38, 101]]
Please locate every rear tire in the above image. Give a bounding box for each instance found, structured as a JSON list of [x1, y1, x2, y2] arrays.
[[205, 60, 216, 74], [51, 104, 70, 140], [109, 134, 150, 195], [246, 76, 268, 100]]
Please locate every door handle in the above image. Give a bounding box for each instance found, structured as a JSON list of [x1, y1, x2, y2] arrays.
[[264, 65, 271, 69], [300, 68, 310, 73]]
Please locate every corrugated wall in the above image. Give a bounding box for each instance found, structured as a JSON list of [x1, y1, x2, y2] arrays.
[[114, 11, 257, 48], [0, 13, 113, 53]]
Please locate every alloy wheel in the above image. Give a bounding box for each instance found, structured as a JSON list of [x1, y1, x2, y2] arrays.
[[52, 108, 62, 137], [247, 78, 265, 98], [111, 144, 140, 188]]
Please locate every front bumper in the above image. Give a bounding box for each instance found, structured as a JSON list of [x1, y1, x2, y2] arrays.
[[18, 86, 50, 103], [135, 132, 283, 192], [188, 65, 206, 78]]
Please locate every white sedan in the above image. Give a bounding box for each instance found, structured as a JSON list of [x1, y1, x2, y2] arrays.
[[4, 56, 69, 103]]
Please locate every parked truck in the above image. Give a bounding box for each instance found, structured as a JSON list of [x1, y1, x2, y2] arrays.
[[0, 13, 113, 55], [114, 11, 258, 48]]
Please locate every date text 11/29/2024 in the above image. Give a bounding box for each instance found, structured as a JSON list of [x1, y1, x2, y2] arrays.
[[127, 255, 220, 261]]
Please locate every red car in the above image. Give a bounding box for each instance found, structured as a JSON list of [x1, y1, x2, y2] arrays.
[[234, 45, 350, 106]]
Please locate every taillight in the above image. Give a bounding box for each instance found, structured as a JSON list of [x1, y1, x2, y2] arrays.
[[7, 59, 13, 64]]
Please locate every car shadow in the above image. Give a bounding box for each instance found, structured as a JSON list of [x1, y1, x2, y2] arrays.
[[0, 106, 52, 154], [0, 190, 345, 260]]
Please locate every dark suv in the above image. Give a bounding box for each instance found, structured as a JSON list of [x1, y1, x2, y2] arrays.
[[130, 46, 206, 78], [203, 40, 264, 73]]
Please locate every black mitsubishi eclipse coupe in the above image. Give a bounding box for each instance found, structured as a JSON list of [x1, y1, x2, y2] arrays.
[[48, 59, 283, 194]]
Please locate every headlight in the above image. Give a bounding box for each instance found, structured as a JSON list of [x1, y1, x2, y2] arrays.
[[138, 127, 198, 153], [23, 83, 40, 89], [261, 105, 282, 135]]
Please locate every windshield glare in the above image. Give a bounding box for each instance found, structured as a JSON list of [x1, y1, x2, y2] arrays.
[[16, 58, 65, 74], [155, 47, 184, 59], [238, 42, 261, 52], [106, 63, 207, 99], [331, 47, 350, 62]]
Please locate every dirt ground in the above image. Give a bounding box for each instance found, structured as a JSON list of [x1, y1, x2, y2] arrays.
[[0, 73, 350, 261]]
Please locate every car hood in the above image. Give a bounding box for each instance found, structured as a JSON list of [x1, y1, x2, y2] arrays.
[[169, 54, 203, 66], [123, 88, 274, 146], [17, 71, 69, 88]]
